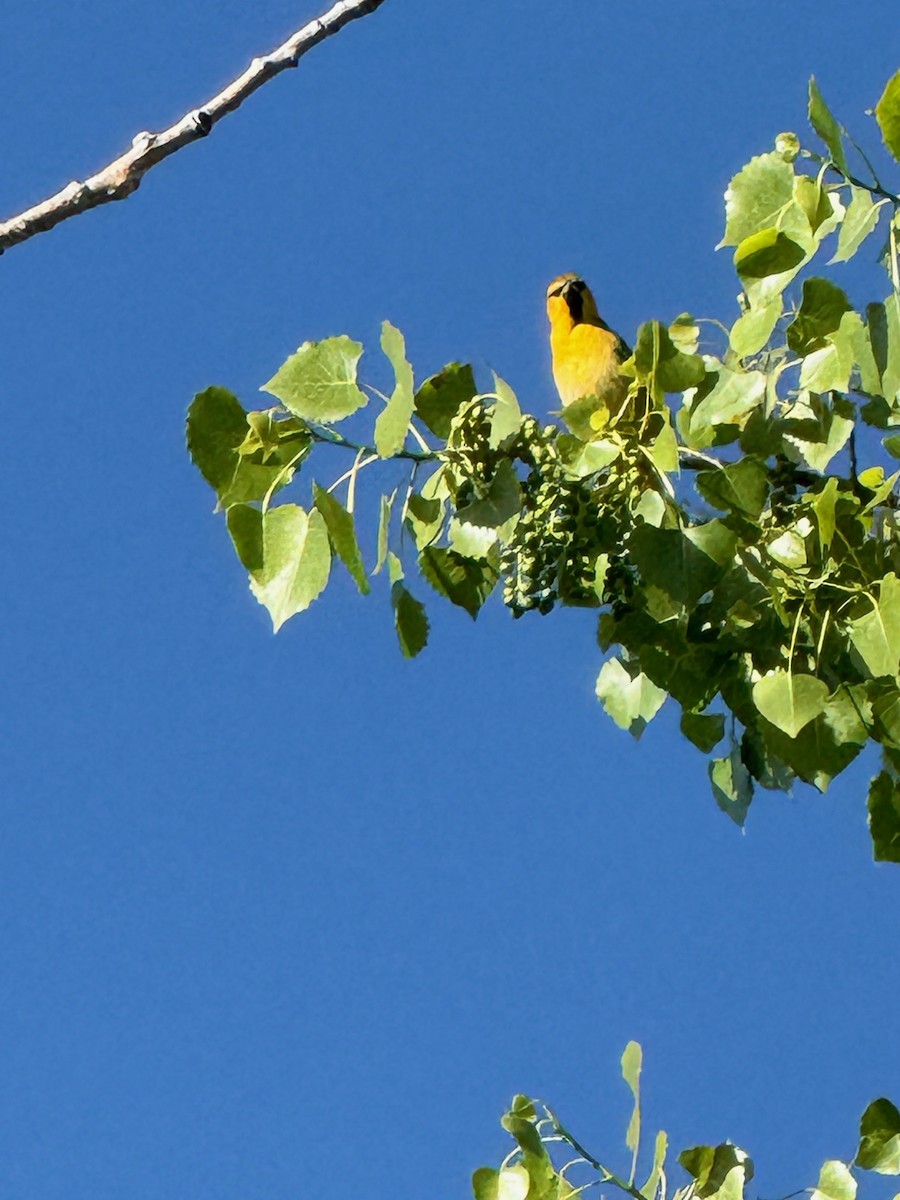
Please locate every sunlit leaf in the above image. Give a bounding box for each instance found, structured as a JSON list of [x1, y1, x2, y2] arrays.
[[313, 484, 369, 594], [679, 1143, 754, 1200], [848, 574, 900, 677], [596, 658, 667, 738], [622, 1041, 642, 1184], [245, 505, 332, 632], [752, 670, 829, 737], [808, 77, 849, 173], [875, 68, 900, 164], [709, 750, 753, 826], [719, 152, 800, 248], [261, 336, 367, 423], [830, 187, 882, 264], [374, 320, 416, 457], [811, 1160, 856, 1200], [489, 372, 522, 447]]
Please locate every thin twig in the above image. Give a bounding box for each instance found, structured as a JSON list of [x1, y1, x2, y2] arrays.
[[0, 0, 391, 256]]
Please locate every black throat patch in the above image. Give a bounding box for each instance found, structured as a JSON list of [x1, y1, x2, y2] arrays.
[[565, 284, 585, 325]]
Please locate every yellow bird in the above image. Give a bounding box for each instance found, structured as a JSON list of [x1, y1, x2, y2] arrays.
[[546, 273, 632, 409]]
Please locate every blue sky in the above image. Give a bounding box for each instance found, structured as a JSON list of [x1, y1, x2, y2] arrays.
[[1, 2, 898, 1196]]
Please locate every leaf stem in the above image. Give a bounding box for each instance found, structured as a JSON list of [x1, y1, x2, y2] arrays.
[[544, 1108, 648, 1200], [308, 425, 438, 463]]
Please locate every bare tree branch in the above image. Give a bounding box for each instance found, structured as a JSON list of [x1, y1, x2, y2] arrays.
[[0, 0, 390, 257]]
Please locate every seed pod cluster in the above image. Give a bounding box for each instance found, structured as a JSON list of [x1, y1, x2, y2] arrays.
[[500, 418, 606, 617]]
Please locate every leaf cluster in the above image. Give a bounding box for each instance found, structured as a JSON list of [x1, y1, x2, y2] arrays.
[[187, 70, 900, 861], [473, 1044, 900, 1200]]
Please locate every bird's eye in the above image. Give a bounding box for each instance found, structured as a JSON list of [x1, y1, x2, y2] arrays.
[[571, 279, 586, 292], [548, 285, 565, 298]]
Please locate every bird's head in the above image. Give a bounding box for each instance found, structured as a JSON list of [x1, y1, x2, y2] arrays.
[[546, 273, 599, 329]]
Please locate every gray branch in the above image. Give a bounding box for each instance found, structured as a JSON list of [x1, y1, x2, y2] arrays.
[[0, 0, 390, 256]]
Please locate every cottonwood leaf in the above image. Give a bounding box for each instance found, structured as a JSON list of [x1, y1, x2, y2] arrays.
[[472, 1166, 530, 1200], [313, 484, 369, 594], [681, 712, 726, 753], [247, 505, 331, 632], [808, 77, 849, 174], [489, 372, 522, 447], [848, 574, 900, 677], [630, 525, 722, 605], [261, 336, 367, 423], [719, 152, 798, 247], [752, 670, 829, 737], [596, 658, 667, 738], [857, 1098, 900, 1173], [419, 547, 496, 617], [876, 69, 900, 164], [696, 458, 768, 516], [830, 186, 882, 263], [374, 320, 416, 457], [811, 1161, 856, 1200], [679, 1143, 753, 1200], [867, 773, 900, 864], [709, 750, 753, 826], [414, 363, 476, 439]]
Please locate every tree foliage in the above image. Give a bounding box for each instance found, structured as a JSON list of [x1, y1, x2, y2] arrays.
[[188, 70, 900, 862], [471, 1043, 899, 1200]]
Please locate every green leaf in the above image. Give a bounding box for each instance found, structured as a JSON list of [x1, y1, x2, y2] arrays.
[[489, 372, 522, 447], [809, 477, 838, 551], [641, 1131, 669, 1200], [261, 336, 367, 423], [681, 711, 726, 753], [696, 458, 768, 516], [456, 459, 522, 529], [808, 77, 849, 174], [848, 575, 900, 677], [472, 1166, 530, 1200], [752, 670, 829, 738], [876, 69, 900, 164], [595, 658, 667, 738], [500, 1114, 546, 1159], [419, 547, 497, 617], [857, 1097, 900, 1173], [374, 321, 416, 457], [679, 366, 766, 451], [812, 1161, 857, 1200], [830, 186, 882, 264], [633, 321, 706, 395], [678, 1144, 754, 1200], [226, 503, 263, 573], [783, 392, 854, 472], [313, 484, 369, 594], [374, 489, 396, 575], [388, 553, 429, 658], [730, 297, 782, 357], [719, 152, 799, 248], [187, 387, 249, 495], [506, 1095, 538, 1122], [414, 363, 477, 439], [246, 505, 332, 632], [762, 687, 869, 792], [867, 772, 900, 864], [867, 294, 900, 406], [709, 749, 753, 826], [621, 1041, 642, 1184], [787, 278, 853, 355], [630, 525, 724, 605], [734, 229, 807, 279]]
